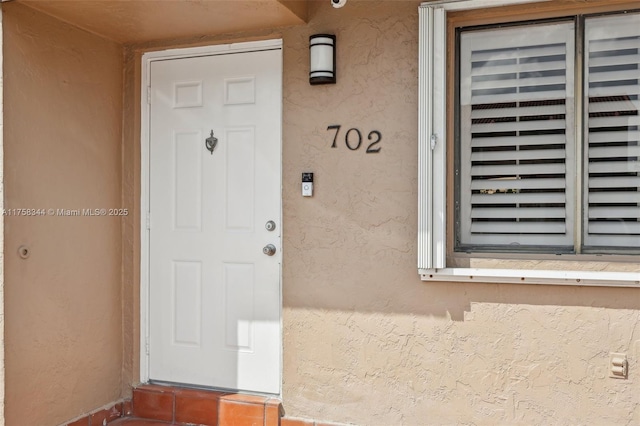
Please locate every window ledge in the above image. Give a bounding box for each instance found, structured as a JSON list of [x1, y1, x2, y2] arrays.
[[420, 268, 640, 287]]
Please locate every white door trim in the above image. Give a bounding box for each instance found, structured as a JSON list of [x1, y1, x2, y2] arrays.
[[139, 39, 283, 386]]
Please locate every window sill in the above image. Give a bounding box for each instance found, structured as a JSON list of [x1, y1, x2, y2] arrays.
[[419, 267, 640, 287]]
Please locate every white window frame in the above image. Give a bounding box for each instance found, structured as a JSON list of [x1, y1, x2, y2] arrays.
[[417, 0, 640, 287]]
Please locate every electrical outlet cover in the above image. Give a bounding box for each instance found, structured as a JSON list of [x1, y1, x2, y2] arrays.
[[609, 352, 628, 379]]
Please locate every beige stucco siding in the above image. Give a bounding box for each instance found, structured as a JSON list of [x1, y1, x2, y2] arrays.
[[2, 0, 638, 425], [118, 1, 640, 425], [3, 4, 124, 425], [279, 2, 639, 424]]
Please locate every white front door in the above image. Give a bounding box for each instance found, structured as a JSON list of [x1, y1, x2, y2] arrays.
[[147, 45, 282, 394]]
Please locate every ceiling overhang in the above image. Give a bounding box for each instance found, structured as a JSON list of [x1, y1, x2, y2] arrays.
[[15, 0, 309, 44]]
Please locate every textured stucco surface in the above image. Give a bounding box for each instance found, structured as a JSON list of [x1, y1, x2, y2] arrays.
[[29, 0, 639, 425], [280, 2, 640, 425], [1, 0, 637, 424], [121, 45, 140, 400], [3, 4, 124, 425], [284, 303, 640, 425]]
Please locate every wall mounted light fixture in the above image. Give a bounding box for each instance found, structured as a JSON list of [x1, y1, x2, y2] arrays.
[[309, 34, 336, 85]]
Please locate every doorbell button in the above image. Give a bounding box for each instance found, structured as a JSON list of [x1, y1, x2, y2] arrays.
[[302, 183, 313, 197]]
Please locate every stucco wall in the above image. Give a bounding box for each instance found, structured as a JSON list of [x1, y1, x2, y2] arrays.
[[119, 1, 640, 425], [280, 2, 640, 425], [3, 4, 124, 425]]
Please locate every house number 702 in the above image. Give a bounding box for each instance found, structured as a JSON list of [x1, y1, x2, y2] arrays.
[[327, 125, 382, 153]]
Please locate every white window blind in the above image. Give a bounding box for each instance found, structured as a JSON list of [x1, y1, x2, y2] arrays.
[[459, 23, 576, 249], [585, 14, 640, 249]]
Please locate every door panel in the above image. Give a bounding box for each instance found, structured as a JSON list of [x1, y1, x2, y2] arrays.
[[148, 48, 282, 394]]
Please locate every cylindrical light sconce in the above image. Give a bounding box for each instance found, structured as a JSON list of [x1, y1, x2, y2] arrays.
[[309, 34, 336, 85]]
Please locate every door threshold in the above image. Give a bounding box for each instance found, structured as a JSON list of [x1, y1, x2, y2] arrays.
[[148, 379, 280, 398]]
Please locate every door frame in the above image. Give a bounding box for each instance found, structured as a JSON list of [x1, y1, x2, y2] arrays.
[[139, 39, 284, 387]]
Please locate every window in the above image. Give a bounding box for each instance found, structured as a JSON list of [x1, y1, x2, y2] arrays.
[[457, 13, 640, 254], [458, 21, 577, 252], [418, 0, 640, 285]]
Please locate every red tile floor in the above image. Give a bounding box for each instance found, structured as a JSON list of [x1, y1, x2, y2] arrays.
[[67, 384, 340, 426], [134, 384, 279, 426], [111, 420, 172, 426], [71, 384, 285, 426]]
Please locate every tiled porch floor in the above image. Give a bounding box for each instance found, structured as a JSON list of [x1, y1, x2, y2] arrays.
[[111, 420, 173, 426], [110, 418, 318, 426], [68, 384, 325, 426], [118, 384, 281, 426]]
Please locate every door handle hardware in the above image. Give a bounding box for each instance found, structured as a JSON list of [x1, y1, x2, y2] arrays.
[[205, 130, 218, 154], [263, 244, 276, 256], [265, 221, 276, 231]]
